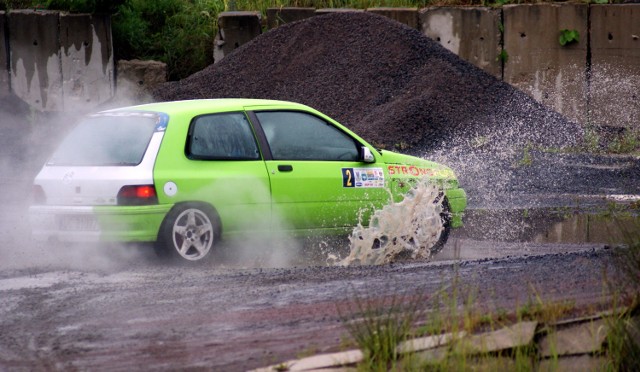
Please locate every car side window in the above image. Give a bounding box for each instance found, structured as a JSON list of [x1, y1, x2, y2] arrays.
[[255, 111, 359, 161], [187, 112, 260, 160]]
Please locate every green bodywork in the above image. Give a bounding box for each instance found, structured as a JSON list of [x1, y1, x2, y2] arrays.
[[100, 99, 467, 241]]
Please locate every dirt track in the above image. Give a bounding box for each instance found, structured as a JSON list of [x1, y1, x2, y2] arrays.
[[0, 243, 618, 371], [0, 150, 637, 371]]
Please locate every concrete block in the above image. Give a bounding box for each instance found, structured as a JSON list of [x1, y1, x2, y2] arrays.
[[367, 7, 419, 30], [589, 4, 640, 129], [503, 3, 588, 124], [116, 59, 166, 102], [316, 8, 365, 15], [539, 318, 608, 357], [420, 7, 502, 78], [266, 7, 315, 29], [0, 12, 9, 98], [59, 13, 114, 110], [455, 321, 538, 354], [214, 11, 261, 63], [8, 10, 63, 111], [396, 331, 464, 354], [250, 349, 362, 371]]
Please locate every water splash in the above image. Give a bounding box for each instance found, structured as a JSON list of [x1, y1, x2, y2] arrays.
[[338, 179, 444, 266]]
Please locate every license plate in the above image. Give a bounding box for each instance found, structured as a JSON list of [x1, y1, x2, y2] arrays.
[[57, 215, 99, 231]]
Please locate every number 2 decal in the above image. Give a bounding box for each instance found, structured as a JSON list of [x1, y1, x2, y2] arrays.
[[342, 168, 354, 187], [342, 167, 385, 188]]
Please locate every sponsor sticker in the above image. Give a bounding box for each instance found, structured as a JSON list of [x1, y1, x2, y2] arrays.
[[387, 165, 436, 177], [342, 168, 385, 188]]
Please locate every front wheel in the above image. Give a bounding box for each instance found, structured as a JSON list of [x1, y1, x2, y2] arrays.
[[429, 197, 451, 255], [155, 203, 220, 262]]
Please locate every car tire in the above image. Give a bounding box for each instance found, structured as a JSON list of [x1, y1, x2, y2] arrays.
[[429, 197, 451, 255], [155, 203, 221, 263]]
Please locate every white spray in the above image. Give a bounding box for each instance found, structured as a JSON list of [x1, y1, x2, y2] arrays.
[[338, 179, 444, 266]]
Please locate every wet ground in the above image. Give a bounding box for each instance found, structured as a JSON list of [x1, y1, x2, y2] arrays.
[[0, 150, 638, 370]]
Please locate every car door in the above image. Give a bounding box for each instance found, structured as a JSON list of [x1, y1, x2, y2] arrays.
[[154, 111, 272, 233], [249, 110, 388, 230]]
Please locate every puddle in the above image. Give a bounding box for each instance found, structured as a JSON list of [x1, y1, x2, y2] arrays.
[[458, 208, 639, 244], [533, 213, 639, 245], [433, 208, 639, 262]]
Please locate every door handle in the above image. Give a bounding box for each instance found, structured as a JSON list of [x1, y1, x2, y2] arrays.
[[278, 165, 293, 172]]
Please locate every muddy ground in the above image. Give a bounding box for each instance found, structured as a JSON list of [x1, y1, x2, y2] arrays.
[[0, 150, 638, 371]]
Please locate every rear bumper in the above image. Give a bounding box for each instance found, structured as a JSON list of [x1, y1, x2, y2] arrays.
[[29, 204, 171, 243], [445, 188, 467, 228]]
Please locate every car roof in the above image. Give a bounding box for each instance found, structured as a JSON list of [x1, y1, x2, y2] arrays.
[[100, 99, 312, 116]]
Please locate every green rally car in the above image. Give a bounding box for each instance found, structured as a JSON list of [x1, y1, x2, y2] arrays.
[[29, 99, 466, 262]]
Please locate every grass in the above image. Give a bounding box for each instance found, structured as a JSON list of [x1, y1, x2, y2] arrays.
[[337, 286, 425, 370], [569, 126, 640, 155], [603, 216, 640, 370], [333, 249, 640, 371], [604, 306, 640, 371], [608, 128, 640, 154], [516, 144, 533, 167]]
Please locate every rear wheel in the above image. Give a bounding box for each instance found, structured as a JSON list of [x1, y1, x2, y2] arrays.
[[155, 203, 220, 262]]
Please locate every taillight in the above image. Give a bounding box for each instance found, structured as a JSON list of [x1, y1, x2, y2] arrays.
[[32, 185, 46, 205], [117, 185, 158, 206]]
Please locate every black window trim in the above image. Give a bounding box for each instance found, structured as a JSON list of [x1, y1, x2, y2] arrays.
[[185, 111, 264, 161]]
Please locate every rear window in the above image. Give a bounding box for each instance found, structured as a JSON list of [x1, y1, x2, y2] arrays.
[[186, 112, 260, 160], [48, 114, 159, 166]]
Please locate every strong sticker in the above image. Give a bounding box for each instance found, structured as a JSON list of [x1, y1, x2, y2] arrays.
[[342, 168, 385, 188], [387, 165, 436, 177]]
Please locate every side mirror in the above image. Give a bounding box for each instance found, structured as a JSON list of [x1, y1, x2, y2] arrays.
[[361, 146, 375, 163]]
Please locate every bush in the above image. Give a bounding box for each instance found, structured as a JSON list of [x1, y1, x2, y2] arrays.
[[113, 0, 224, 80]]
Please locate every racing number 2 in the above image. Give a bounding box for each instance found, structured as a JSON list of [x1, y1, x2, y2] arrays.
[[342, 168, 354, 188]]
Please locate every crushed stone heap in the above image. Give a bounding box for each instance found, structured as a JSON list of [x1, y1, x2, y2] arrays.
[[154, 12, 582, 154]]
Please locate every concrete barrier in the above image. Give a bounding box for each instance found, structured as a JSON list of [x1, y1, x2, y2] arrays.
[[9, 10, 63, 111], [315, 8, 365, 15], [420, 7, 502, 78], [266, 7, 315, 29], [367, 7, 419, 30], [2, 5, 639, 128], [116, 59, 166, 102], [589, 4, 640, 129], [59, 13, 114, 110], [503, 3, 588, 124], [7, 10, 114, 112], [214, 11, 262, 63], [0, 11, 9, 97]]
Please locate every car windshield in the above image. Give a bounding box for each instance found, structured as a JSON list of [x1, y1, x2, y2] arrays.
[[48, 114, 159, 166]]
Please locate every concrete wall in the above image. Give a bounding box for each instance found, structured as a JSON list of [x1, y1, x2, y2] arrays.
[[5, 10, 113, 112], [9, 10, 64, 111], [589, 4, 640, 128], [0, 12, 9, 97], [367, 7, 419, 29], [2, 5, 639, 127], [255, 4, 638, 128], [420, 7, 502, 78], [503, 3, 589, 125], [266, 7, 315, 29], [214, 11, 262, 64], [59, 13, 114, 109]]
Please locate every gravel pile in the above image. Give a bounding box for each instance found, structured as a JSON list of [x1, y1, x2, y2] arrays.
[[154, 11, 582, 154]]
